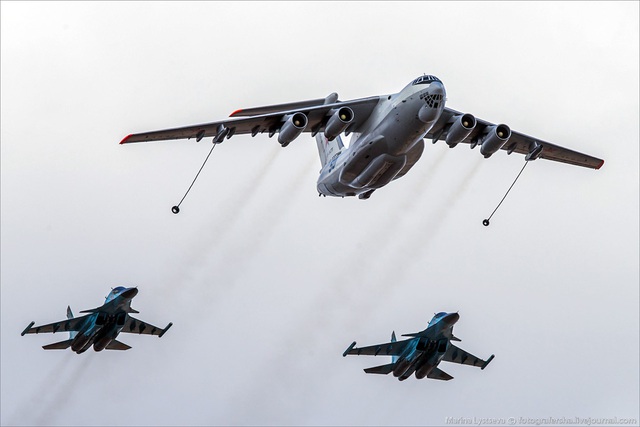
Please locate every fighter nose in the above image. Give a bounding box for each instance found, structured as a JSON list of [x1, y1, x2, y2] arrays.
[[121, 287, 138, 299], [445, 312, 459, 324]]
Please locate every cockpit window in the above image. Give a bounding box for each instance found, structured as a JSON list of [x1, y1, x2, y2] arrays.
[[412, 75, 441, 85], [105, 286, 127, 301], [429, 312, 448, 325]]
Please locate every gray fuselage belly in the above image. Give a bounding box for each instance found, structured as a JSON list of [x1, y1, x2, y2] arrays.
[[317, 82, 445, 197]]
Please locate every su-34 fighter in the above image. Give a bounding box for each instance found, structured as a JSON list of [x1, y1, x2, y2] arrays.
[[121, 75, 603, 201], [343, 312, 494, 381], [21, 287, 172, 354]]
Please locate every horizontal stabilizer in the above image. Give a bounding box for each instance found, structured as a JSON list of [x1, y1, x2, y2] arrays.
[[105, 340, 131, 351], [427, 367, 453, 381], [364, 363, 395, 375], [43, 339, 74, 350]]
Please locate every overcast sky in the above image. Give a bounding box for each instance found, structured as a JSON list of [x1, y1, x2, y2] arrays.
[[1, 2, 638, 426]]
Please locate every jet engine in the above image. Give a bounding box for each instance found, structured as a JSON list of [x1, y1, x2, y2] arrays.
[[480, 124, 511, 158], [71, 335, 90, 353], [323, 107, 354, 141], [392, 357, 412, 378], [445, 113, 476, 148], [93, 337, 112, 352], [278, 112, 308, 147], [414, 363, 434, 380]]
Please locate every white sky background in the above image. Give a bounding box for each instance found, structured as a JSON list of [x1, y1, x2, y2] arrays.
[[1, 1, 638, 426]]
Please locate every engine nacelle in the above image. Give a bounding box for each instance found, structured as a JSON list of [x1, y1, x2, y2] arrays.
[[446, 113, 476, 148], [414, 363, 434, 380], [278, 112, 308, 147], [323, 107, 354, 141], [392, 357, 411, 378], [71, 334, 90, 353], [480, 124, 511, 158], [93, 337, 112, 352]]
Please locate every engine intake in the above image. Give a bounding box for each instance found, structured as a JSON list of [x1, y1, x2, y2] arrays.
[[480, 124, 511, 158], [446, 113, 476, 148], [278, 112, 308, 147], [324, 107, 354, 141]]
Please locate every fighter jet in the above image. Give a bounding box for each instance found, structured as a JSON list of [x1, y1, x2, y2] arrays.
[[21, 287, 172, 354], [120, 75, 603, 201], [343, 312, 494, 381]]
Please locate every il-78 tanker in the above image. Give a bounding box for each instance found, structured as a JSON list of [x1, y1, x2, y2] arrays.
[[21, 287, 172, 354], [343, 312, 494, 381], [121, 75, 603, 201]]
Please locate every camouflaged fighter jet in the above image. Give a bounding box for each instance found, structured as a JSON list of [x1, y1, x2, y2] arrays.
[[343, 312, 494, 381], [121, 75, 603, 201], [21, 287, 172, 354]]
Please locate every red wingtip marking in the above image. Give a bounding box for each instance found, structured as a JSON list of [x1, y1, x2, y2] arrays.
[[229, 109, 243, 117], [120, 134, 132, 144], [597, 159, 605, 170]]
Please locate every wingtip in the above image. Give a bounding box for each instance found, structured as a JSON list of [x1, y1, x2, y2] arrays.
[[596, 159, 605, 170], [343, 341, 357, 357], [159, 322, 173, 338], [21, 321, 35, 336], [481, 354, 495, 370], [119, 134, 133, 145], [229, 109, 243, 117]]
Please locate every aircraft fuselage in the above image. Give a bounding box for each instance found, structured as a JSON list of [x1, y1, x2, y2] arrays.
[[23, 286, 172, 354], [317, 79, 446, 198], [344, 311, 496, 381], [70, 311, 128, 354], [393, 336, 450, 381], [70, 288, 138, 354], [391, 311, 459, 381]]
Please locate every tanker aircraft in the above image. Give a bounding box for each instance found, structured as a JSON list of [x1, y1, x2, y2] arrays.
[[120, 75, 603, 201], [21, 287, 172, 354], [343, 312, 494, 381]]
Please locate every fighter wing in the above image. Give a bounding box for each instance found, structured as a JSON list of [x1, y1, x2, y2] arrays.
[[343, 338, 413, 357], [443, 344, 495, 370], [21, 315, 90, 336], [425, 107, 604, 169], [121, 315, 172, 337], [120, 96, 381, 144]]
